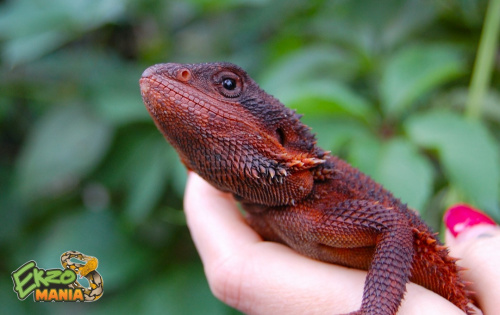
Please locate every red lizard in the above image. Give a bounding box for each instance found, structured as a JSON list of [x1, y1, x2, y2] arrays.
[[139, 62, 473, 314]]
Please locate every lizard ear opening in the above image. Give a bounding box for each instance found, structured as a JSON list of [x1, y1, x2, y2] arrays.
[[276, 127, 286, 146]]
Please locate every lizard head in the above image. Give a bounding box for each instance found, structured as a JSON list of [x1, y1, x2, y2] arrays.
[[140, 62, 329, 206]]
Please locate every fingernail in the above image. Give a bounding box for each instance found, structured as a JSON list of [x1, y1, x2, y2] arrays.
[[444, 203, 496, 237]]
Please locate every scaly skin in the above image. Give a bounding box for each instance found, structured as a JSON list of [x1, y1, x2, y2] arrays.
[[139, 62, 472, 315]]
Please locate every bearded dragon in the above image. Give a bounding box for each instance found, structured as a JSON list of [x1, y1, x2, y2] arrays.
[[139, 62, 472, 315]]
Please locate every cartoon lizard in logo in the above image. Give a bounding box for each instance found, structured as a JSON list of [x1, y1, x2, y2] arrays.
[[60, 251, 103, 301]]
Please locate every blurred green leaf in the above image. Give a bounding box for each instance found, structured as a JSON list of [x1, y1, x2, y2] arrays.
[[0, 278, 26, 314], [311, 0, 436, 64], [124, 137, 170, 223], [305, 118, 373, 154], [141, 265, 232, 314], [93, 88, 151, 126], [431, 88, 500, 124], [261, 46, 372, 123], [348, 134, 383, 177], [187, 0, 269, 8], [278, 80, 375, 122], [4, 49, 149, 126], [348, 137, 434, 211], [379, 0, 437, 49], [470, 90, 500, 123], [374, 138, 434, 211], [406, 110, 500, 213], [0, 0, 126, 65], [346, 135, 435, 211], [15, 104, 112, 200], [442, 0, 487, 27], [0, 196, 25, 246], [89, 60, 150, 126], [170, 154, 188, 197], [380, 44, 466, 117], [261, 46, 358, 88]]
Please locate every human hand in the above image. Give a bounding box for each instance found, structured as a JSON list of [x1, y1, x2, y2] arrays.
[[444, 204, 500, 315], [184, 172, 489, 314]]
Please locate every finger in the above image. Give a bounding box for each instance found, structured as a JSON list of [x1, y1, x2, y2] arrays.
[[447, 229, 500, 314], [183, 172, 261, 265], [444, 204, 500, 314]]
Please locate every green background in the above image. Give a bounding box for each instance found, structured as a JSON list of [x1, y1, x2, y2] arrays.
[[1, 0, 499, 314]]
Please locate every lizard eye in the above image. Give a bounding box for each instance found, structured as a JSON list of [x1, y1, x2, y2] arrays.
[[215, 71, 242, 98], [222, 78, 236, 90]]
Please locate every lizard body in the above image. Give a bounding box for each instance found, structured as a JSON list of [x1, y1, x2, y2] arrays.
[[139, 62, 472, 315]]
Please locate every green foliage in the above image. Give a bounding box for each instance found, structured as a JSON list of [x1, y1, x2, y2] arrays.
[[15, 105, 112, 201], [380, 44, 466, 117], [1, 0, 499, 314], [406, 110, 499, 211]]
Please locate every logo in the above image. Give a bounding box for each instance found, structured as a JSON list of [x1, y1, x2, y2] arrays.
[[11, 251, 103, 302]]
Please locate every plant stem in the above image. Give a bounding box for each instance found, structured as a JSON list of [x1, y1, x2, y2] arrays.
[[465, 0, 500, 119]]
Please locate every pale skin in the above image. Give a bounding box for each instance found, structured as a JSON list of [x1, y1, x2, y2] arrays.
[[184, 172, 500, 315]]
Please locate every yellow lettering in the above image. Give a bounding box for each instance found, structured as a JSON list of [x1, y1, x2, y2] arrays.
[[35, 289, 48, 301], [58, 289, 67, 300], [48, 289, 58, 301], [73, 289, 84, 301]]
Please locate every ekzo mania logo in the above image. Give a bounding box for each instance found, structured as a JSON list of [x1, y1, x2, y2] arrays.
[[11, 251, 103, 302]]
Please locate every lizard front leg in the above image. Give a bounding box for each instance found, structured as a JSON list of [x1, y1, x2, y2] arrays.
[[264, 200, 415, 315], [354, 221, 414, 315]]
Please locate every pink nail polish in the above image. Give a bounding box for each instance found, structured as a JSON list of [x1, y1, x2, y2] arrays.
[[444, 203, 496, 237]]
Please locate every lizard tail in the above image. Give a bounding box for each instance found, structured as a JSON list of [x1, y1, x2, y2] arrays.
[[410, 228, 474, 314]]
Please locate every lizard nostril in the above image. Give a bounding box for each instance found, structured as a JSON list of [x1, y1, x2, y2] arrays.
[[177, 68, 191, 82]]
